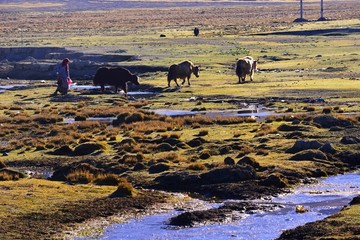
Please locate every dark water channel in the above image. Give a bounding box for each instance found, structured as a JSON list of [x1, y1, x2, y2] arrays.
[[96, 172, 360, 240]]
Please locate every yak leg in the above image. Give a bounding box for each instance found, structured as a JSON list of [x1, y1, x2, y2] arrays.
[[240, 75, 245, 83], [243, 74, 247, 83], [101, 84, 105, 92], [250, 71, 254, 81], [187, 77, 191, 86], [181, 78, 186, 85], [122, 83, 128, 97], [174, 78, 180, 87]]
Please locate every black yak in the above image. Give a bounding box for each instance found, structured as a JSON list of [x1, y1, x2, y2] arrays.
[[194, 27, 199, 37], [93, 67, 140, 95], [236, 56, 257, 83], [167, 60, 199, 87]]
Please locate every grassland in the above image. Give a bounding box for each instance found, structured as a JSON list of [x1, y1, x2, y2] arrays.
[[0, 1, 359, 239]]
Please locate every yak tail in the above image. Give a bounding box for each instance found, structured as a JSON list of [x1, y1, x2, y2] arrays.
[[236, 64, 242, 77], [167, 64, 178, 81]]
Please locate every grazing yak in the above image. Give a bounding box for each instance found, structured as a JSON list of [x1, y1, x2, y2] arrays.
[[167, 60, 199, 87], [93, 67, 140, 95], [236, 56, 257, 83], [194, 27, 200, 37]]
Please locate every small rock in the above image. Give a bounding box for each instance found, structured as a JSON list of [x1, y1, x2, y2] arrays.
[[290, 149, 328, 161], [237, 156, 261, 169], [148, 163, 170, 174], [340, 136, 360, 145], [224, 157, 235, 165], [319, 143, 336, 154], [313, 115, 352, 128], [295, 205, 308, 213], [286, 140, 322, 153]]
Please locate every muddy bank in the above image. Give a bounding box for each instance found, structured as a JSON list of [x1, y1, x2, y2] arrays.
[[100, 172, 360, 239], [0, 190, 170, 240]]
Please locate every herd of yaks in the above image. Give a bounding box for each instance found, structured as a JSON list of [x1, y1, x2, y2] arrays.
[[92, 56, 258, 95]]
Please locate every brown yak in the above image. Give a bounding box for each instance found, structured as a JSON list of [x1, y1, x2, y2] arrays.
[[236, 56, 257, 83], [167, 60, 199, 87], [93, 67, 140, 96]]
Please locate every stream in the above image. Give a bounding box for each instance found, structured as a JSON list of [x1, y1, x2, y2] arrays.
[[97, 172, 359, 240]]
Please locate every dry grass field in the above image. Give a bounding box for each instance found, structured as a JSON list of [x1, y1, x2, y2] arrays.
[[0, 1, 359, 239]]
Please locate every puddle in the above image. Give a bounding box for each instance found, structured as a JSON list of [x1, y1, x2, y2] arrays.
[[152, 106, 276, 121], [97, 172, 360, 240], [63, 117, 117, 124], [17, 167, 54, 179], [0, 84, 28, 90]]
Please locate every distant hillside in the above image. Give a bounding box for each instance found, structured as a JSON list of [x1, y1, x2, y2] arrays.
[[1, 0, 347, 12]]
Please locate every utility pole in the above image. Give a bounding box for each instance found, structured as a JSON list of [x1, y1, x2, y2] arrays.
[[294, 0, 307, 22], [318, 0, 327, 21]]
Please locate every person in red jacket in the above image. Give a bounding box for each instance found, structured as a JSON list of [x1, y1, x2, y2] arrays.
[[53, 58, 71, 95]]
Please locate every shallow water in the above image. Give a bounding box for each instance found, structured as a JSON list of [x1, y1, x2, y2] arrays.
[[69, 84, 156, 95], [152, 107, 275, 120], [98, 172, 360, 240], [0, 84, 27, 90]]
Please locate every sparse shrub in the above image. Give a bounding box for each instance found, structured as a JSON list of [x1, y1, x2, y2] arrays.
[[197, 130, 209, 136], [237, 156, 261, 169], [109, 180, 137, 198], [0, 161, 6, 169], [235, 145, 255, 157], [169, 133, 181, 139], [35, 145, 46, 151], [304, 106, 316, 112], [254, 124, 278, 137], [133, 162, 146, 171], [108, 136, 117, 141], [322, 107, 332, 114], [261, 173, 288, 188], [255, 149, 269, 156], [199, 150, 211, 159], [219, 146, 232, 154], [0, 172, 15, 181], [75, 115, 87, 121], [187, 163, 206, 171], [66, 169, 95, 184], [155, 143, 174, 152], [119, 154, 139, 165], [73, 142, 105, 156], [163, 152, 184, 163], [149, 163, 170, 174], [94, 174, 122, 186], [33, 114, 62, 124], [233, 131, 243, 138], [0, 169, 26, 181], [125, 112, 144, 124], [9, 105, 23, 111], [76, 121, 102, 130]]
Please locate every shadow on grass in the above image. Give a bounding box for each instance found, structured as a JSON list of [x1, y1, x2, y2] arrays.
[[256, 27, 360, 37]]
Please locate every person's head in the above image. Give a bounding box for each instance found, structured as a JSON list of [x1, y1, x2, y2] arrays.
[[62, 58, 70, 65]]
